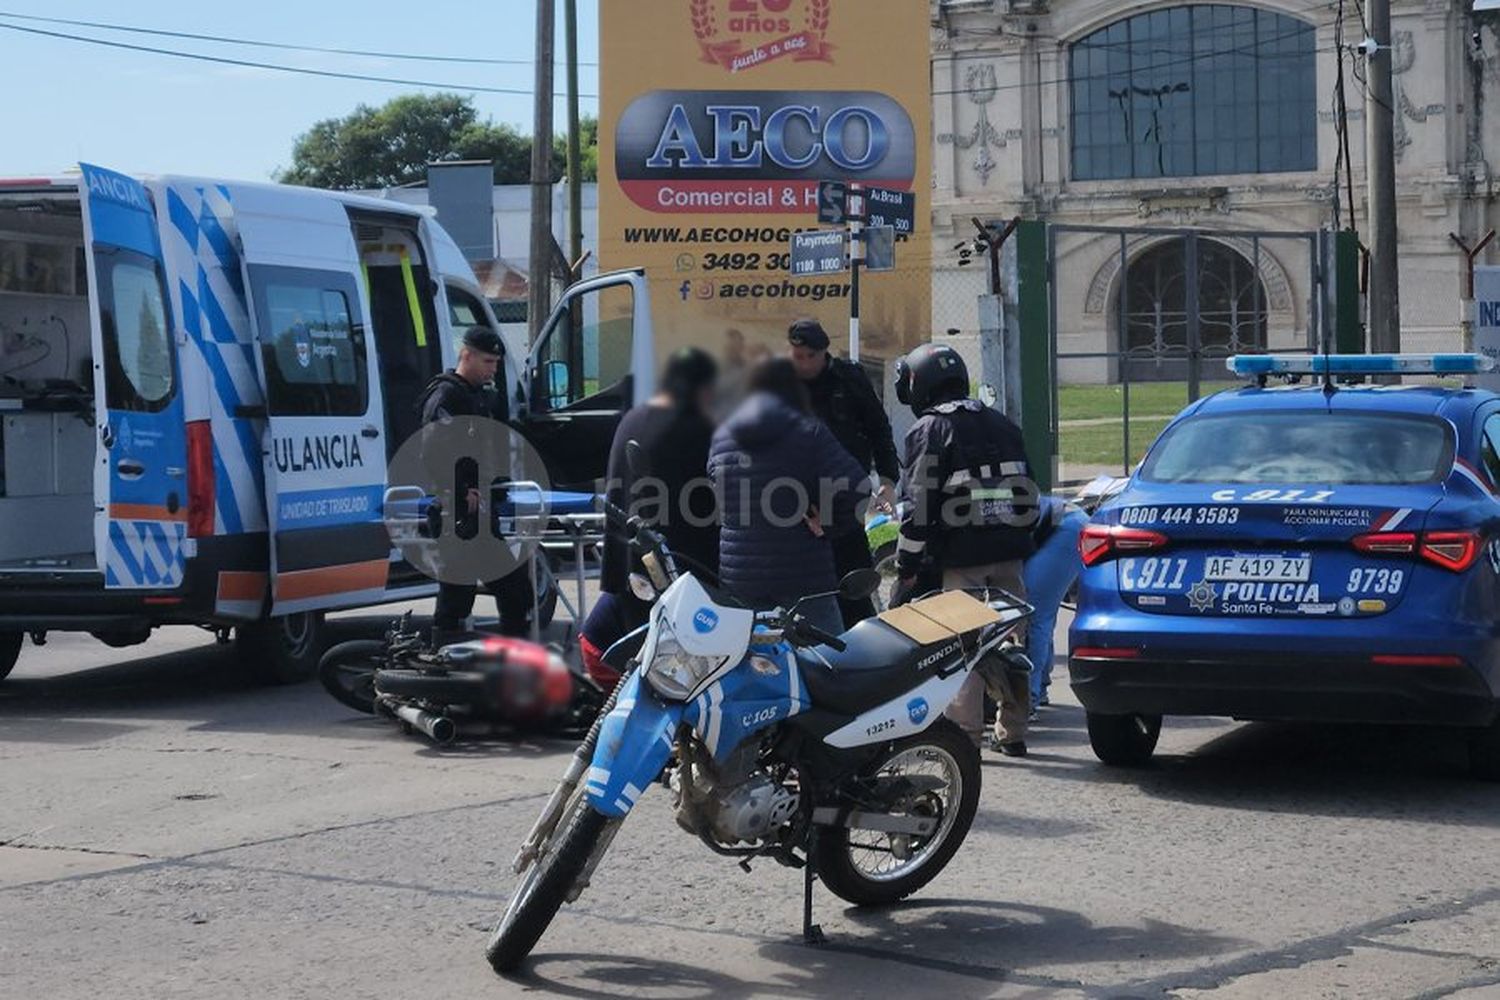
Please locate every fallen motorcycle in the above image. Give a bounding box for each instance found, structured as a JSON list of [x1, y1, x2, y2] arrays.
[[485, 495, 1032, 972], [319, 613, 607, 743]]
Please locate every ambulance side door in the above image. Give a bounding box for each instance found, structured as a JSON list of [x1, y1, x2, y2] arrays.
[[225, 184, 390, 615]]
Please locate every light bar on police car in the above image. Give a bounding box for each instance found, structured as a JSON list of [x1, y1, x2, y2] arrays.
[[1228, 354, 1495, 377]]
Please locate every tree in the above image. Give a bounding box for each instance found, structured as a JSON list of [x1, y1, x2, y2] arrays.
[[552, 115, 600, 182], [277, 94, 598, 190]]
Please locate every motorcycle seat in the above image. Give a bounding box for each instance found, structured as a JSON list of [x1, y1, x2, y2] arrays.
[[796, 618, 969, 717]]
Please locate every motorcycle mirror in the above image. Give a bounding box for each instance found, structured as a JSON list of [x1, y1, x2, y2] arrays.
[[837, 568, 882, 602], [625, 439, 652, 480], [627, 572, 658, 602]]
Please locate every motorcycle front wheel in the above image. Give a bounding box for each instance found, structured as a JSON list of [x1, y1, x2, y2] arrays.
[[486, 797, 615, 973], [815, 718, 980, 907], [317, 639, 384, 714]]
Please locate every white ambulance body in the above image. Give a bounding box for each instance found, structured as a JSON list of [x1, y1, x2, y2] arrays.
[[0, 165, 652, 682]]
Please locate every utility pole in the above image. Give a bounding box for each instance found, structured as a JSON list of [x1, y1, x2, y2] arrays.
[[564, 0, 583, 279], [528, 0, 556, 342], [1365, 0, 1400, 353]]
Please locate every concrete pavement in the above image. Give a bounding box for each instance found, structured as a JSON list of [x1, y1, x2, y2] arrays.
[[2, 605, 1500, 998]]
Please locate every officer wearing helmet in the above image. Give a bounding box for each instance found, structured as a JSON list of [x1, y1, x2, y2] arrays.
[[892, 342, 1037, 756]]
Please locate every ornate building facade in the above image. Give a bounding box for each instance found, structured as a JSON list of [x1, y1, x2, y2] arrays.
[[930, 0, 1500, 382]]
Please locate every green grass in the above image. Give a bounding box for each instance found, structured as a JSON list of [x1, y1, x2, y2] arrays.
[[1057, 381, 1238, 421], [1058, 416, 1171, 468]]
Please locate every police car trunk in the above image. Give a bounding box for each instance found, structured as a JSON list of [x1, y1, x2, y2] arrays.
[[0, 176, 184, 639]]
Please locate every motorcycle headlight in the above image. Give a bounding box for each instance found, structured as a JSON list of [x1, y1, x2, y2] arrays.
[[644, 629, 726, 701]]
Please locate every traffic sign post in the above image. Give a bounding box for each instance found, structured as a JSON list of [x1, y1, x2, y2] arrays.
[[864, 186, 914, 235], [791, 180, 913, 364], [816, 180, 847, 225], [847, 184, 864, 361], [864, 225, 895, 272], [790, 230, 849, 277]]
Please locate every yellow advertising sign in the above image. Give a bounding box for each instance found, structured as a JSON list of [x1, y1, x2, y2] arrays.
[[600, 0, 932, 370]]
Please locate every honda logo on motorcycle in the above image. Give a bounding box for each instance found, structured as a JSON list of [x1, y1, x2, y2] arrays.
[[693, 607, 720, 633]]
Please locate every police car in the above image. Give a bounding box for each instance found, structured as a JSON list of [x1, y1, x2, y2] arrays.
[[1069, 354, 1500, 779]]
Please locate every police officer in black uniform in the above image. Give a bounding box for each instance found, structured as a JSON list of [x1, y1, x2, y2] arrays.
[[787, 318, 899, 627], [892, 342, 1037, 756], [417, 327, 533, 643]]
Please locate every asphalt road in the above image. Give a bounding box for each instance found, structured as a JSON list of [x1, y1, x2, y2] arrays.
[[3, 603, 1500, 999]]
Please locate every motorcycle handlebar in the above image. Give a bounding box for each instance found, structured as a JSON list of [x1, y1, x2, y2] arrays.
[[795, 616, 847, 653]]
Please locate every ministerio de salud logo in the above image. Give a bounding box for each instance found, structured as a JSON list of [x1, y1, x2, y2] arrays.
[[690, 0, 834, 73]]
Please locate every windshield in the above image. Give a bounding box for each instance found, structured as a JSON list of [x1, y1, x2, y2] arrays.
[[1139, 411, 1454, 485]]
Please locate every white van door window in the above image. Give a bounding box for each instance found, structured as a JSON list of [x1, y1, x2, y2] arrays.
[[260, 283, 367, 417], [103, 259, 173, 410]]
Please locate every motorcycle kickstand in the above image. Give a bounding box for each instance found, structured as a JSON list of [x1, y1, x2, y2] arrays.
[[802, 853, 826, 946]]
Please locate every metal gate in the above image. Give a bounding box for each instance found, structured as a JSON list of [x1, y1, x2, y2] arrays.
[[1038, 223, 1342, 485]]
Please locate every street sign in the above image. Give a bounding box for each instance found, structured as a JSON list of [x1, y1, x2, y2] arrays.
[[790, 230, 848, 277], [816, 180, 847, 225], [864, 225, 895, 272], [1476, 266, 1500, 392], [864, 186, 914, 235]]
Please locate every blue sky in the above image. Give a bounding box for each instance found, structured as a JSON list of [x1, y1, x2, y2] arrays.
[[0, 1, 599, 180]]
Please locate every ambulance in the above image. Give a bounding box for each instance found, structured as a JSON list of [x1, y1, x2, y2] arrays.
[[0, 165, 652, 683]]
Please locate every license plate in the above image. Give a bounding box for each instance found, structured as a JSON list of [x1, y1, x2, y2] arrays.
[[1204, 554, 1311, 583]]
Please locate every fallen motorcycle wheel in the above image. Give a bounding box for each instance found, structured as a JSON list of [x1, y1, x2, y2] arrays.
[[815, 718, 980, 907], [317, 639, 384, 714], [487, 796, 617, 973]]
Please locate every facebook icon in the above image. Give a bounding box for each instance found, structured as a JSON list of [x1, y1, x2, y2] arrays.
[[679, 280, 692, 301]]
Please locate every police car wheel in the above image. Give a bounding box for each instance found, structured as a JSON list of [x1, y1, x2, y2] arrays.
[[1467, 717, 1500, 782], [237, 612, 326, 685], [0, 631, 21, 682], [1086, 712, 1161, 767]]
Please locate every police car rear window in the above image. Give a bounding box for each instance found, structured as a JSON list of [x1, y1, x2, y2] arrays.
[[1139, 411, 1453, 485]]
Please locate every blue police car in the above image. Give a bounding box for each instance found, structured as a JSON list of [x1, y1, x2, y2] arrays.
[[1069, 354, 1500, 779]]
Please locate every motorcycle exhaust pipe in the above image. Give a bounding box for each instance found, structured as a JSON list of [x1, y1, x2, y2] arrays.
[[392, 703, 456, 745]]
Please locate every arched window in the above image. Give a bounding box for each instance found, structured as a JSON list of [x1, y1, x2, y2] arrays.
[[1121, 239, 1267, 382], [1070, 5, 1317, 180]]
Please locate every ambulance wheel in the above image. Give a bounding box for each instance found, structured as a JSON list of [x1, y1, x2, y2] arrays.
[[238, 612, 326, 685], [0, 631, 21, 681], [1086, 712, 1161, 767]]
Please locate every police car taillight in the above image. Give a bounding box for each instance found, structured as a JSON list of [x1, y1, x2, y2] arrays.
[[1420, 531, 1481, 572], [1079, 524, 1168, 567], [1351, 531, 1417, 555], [185, 420, 214, 538], [1351, 529, 1481, 572]]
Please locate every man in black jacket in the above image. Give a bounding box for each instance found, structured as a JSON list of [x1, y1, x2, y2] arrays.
[[788, 319, 898, 627], [418, 327, 533, 643], [893, 342, 1037, 756]]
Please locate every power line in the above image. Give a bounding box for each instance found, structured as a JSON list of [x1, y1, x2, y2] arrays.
[[0, 20, 599, 98], [0, 9, 598, 67]]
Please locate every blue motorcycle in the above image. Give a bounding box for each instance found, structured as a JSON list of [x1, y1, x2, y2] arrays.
[[486, 500, 1031, 972]]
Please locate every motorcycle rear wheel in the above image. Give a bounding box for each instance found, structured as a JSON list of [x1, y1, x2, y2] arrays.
[[317, 640, 384, 714], [815, 718, 980, 907], [486, 798, 613, 973]]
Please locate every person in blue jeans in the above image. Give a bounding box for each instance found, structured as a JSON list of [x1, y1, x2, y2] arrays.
[[1025, 496, 1089, 709]]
